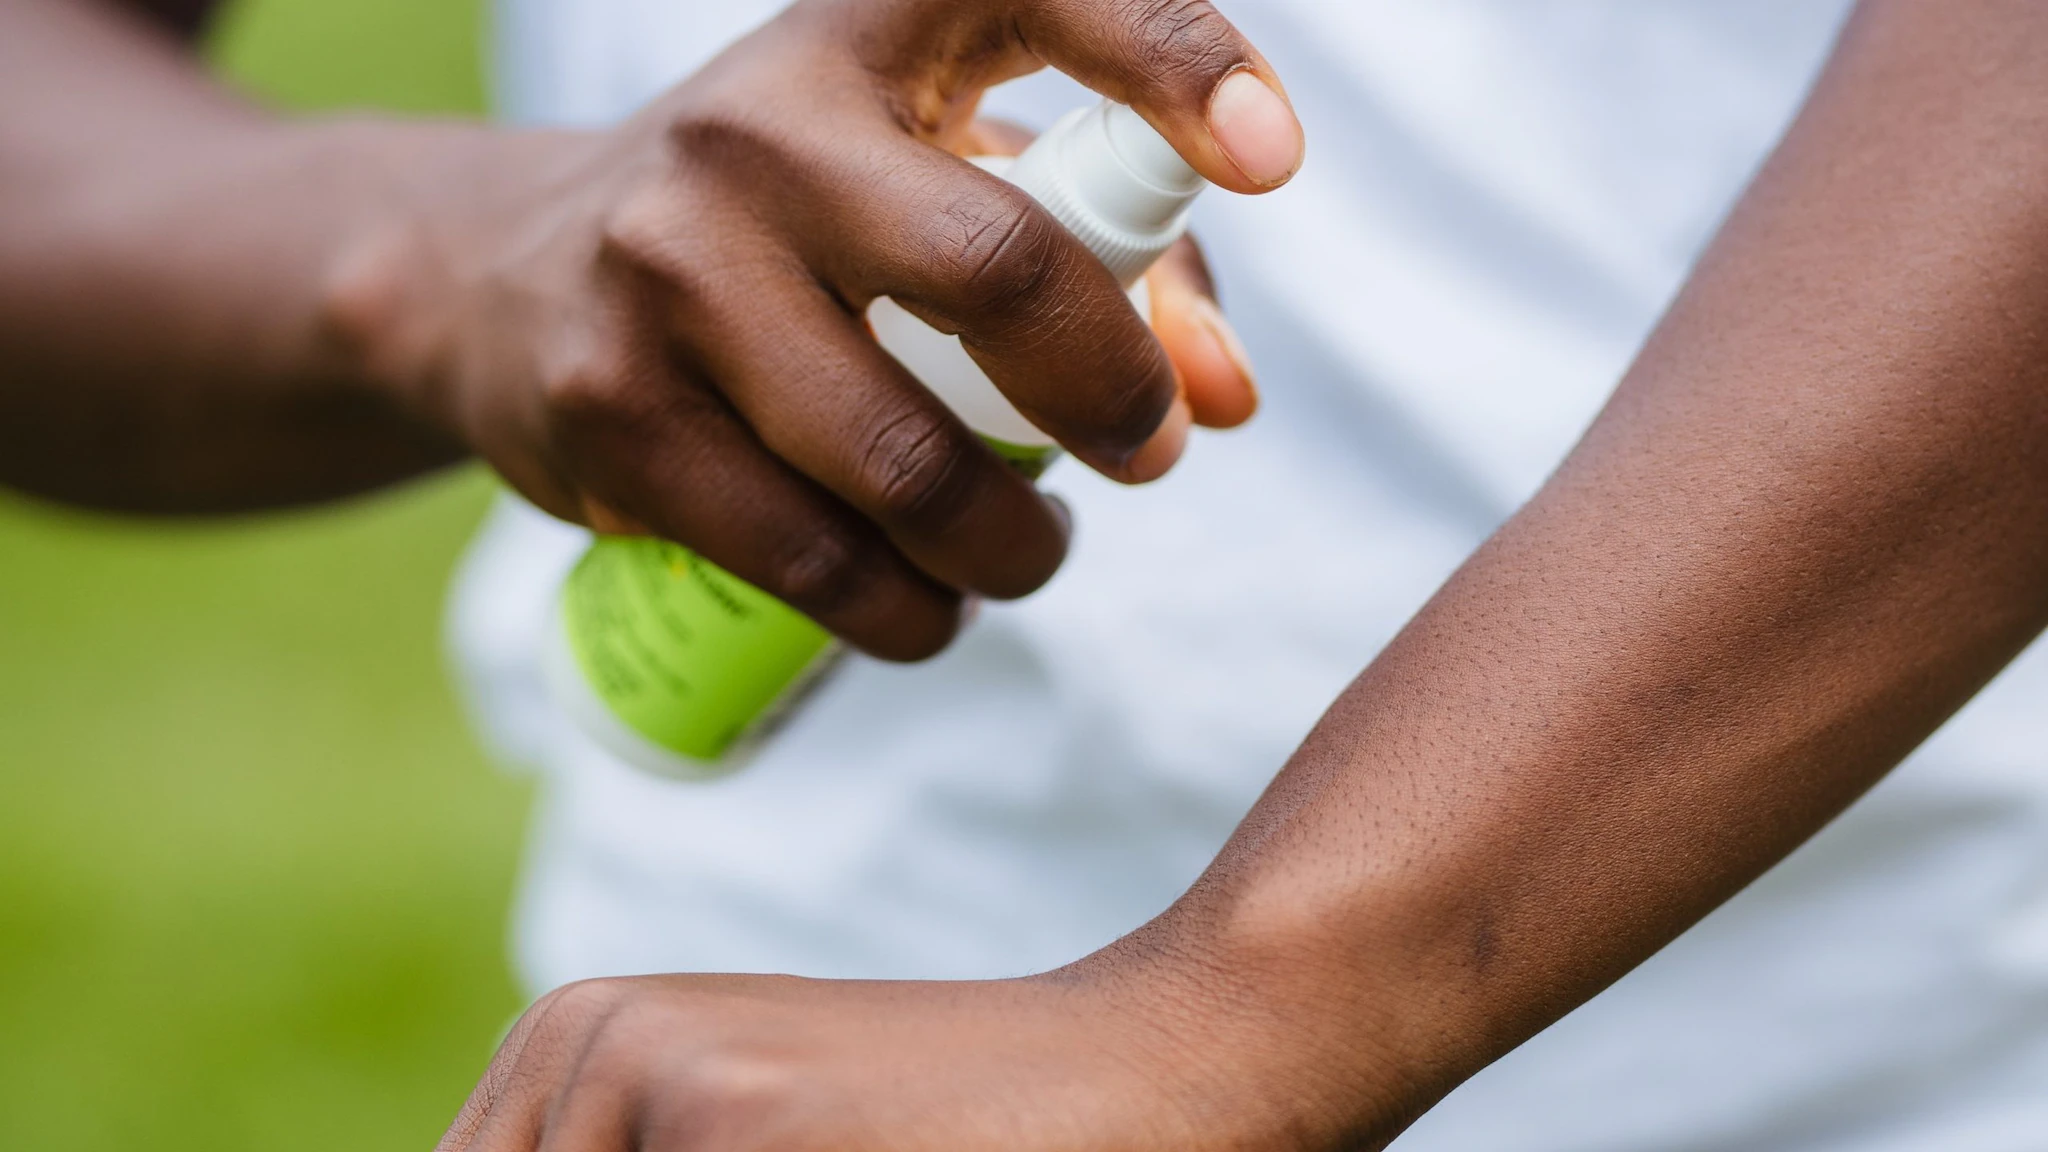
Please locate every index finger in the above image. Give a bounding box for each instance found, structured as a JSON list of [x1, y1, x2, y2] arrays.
[[816, 139, 1180, 481]]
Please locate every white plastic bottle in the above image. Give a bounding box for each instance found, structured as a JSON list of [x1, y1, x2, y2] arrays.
[[546, 100, 1207, 779]]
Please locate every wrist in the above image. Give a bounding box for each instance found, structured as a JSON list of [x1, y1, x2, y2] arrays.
[[1063, 869, 1515, 1149], [1048, 925, 1408, 1149], [308, 118, 497, 435]]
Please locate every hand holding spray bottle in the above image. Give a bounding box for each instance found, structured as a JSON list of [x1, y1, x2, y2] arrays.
[[546, 99, 1210, 779]]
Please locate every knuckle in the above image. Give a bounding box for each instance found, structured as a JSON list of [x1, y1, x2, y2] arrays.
[[540, 345, 637, 435], [1116, 0, 1244, 86], [599, 186, 684, 270], [675, 1049, 803, 1113], [663, 106, 792, 188], [607, 110, 805, 292], [859, 407, 977, 531], [642, 1046, 810, 1146], [598, 193, 730, 312], [936, 188, 1065, 321], [763, 528, 880, 619]]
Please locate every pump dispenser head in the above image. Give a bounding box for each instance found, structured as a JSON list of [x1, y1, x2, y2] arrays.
[[1004, 101, 1206, 286]]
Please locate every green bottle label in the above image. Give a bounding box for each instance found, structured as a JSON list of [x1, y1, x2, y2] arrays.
[[559, 436, 1058, 766], [559, 537, 837, 763]]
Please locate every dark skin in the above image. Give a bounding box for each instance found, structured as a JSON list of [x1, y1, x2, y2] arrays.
[[121, 0, 206, 34], [10, 0, 2048, 1149], [435, 3, 2048, 1148], [1, 0, 1282, 659]]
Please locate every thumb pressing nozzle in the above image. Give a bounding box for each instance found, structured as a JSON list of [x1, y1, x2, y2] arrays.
[[1102, 102, 1206, 204]]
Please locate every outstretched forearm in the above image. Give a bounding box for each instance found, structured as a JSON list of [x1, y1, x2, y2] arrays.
[[1126, 0, 2048, 1140], [0, 0, 475, 513]]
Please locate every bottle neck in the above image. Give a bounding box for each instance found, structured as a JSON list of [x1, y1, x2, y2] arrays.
[[1002, 102, 1205, 287]]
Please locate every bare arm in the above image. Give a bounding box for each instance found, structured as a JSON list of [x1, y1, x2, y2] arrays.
[[0, 0, 468, 512], [440, 2, 2048, 1148], [1151, 0, 2048, 1132]]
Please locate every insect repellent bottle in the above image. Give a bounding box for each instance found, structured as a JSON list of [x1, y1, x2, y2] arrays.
[[545, 99, 1207, 779]]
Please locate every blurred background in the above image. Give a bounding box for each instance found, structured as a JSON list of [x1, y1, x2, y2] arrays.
[[0, 2, 526, 1149]]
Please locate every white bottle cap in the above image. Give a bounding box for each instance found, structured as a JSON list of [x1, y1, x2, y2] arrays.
[[1003, 101, 1205, 287]]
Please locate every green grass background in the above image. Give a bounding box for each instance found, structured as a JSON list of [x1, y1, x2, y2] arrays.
[[0, 2, 529, 1149]]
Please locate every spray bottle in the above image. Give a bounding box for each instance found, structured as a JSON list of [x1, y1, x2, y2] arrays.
[[545, 99, 1208, 779]]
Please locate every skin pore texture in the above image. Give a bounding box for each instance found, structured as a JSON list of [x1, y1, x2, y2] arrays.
[[7, 0, 2048, 1149]]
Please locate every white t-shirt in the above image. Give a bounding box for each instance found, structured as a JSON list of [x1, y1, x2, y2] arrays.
[[453, 2, 2048, 1147]]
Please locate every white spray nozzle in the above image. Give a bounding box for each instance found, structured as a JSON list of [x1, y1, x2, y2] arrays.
[[1004, 100, 1207, 286], [1102, 102, 1205, 200]]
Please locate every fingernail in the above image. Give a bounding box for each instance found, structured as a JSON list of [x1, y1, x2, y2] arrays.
[[1124, 392, 1192, 484], [1208, 70, 1304, 188], [1190, 295, 1259, 396]]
